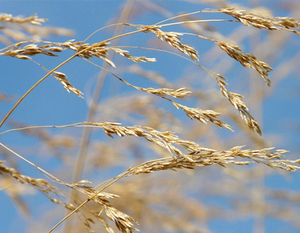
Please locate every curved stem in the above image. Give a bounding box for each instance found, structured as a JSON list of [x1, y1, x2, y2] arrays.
[[0, 54, 77, 129], [158, 19, 237, 28], [82, 22, 131, 43], [0, 29, 142, 131], [154, 9, 210, 26], [49, 167, 134, 233], [0, 142, 72, 187]]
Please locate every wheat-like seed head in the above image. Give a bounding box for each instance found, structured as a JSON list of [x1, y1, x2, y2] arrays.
[[1, 5, 300, 233], [220, 8, 300, 34]]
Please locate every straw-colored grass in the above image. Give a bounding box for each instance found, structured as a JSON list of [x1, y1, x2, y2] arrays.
[[1, 2, 300, 233]]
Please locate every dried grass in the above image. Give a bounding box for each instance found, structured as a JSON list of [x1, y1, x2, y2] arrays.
[[0, 2, 300, 233]]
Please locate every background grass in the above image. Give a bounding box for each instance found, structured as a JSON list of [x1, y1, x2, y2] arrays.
[[1, 1, 300, 232]]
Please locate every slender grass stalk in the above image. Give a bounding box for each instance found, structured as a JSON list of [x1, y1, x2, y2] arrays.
[[1, 3, 299, 233]]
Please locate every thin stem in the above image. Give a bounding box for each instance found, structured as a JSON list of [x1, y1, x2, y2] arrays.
[[0, 39, 50, 52], [1, 5, 220, 131], [154, 9, 213, 26], [99, 28, 143, 45], [0, 184, 14, 191], [158, 19, 237, 28], [82, 22, 131, 43], [48, 198, 90, 233], [0, 29, 143, 131], [109, 45, 215, 76], [0, 122, 88, 135], [0, 142, 71, 187], [49, 167, 134, 233], [0, 53, 77, 129]]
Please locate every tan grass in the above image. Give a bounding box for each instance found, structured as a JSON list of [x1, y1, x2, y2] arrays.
[[219, 8, 300, 34], [0, 14, 73, 44], [0, 3, 300, 233]]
